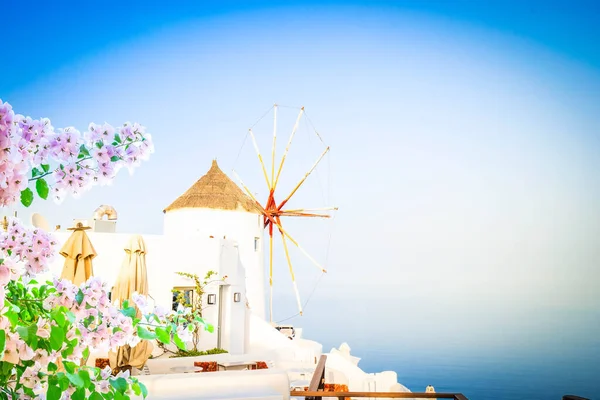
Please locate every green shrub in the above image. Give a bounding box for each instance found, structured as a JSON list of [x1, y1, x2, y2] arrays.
[[169, 347, 229, 358]]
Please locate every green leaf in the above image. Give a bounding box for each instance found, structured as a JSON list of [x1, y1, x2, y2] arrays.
[[58, 374, 70, 390], [1, 360, 14, 375], [110, 155, 120, 162], [36, 178, 49, 200], [89, 393, 104, 400], [62, 361, 77, 374], [75, 289, 84, 306], [41, 164, 50, 172], [71, 387, 86, 400], [78, 369, 91, 388], [79, 144, 90, 157], [50, 325, 66, 351], [140, 382, 148, 397], [110, 377, 128, 394], [0, 330, 5, 354], [120, 306, 136, 319], [30, 332, 39, 349], [96, 141, 103, 149], [155, 327, 171, 344], [114, 133, 122, 144], [137, 325, 157, 340], [132, 382, 141, 396], [9, 302, 20, 313], [87, 366, 100, 380], [61, 347, 74, 358], [16, 324, 37, 341], [20, 188, 34, 207], [114, 392, 130, 400], [66, 311, 76, 323], [206, 323, 214, 333], [31, 167, 41, 178], [173, 334, 186, 351], [46, 385, 63, 400], [48, 362, 58, 372], [51, 307, 67, 327], [66, 371, 84, 388]]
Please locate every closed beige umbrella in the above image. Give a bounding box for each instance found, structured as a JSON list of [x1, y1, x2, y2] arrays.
[[109, 234, 154, 372], [112, 234, 149, 305], [60, 222, 96, 285], [58, 222, 96, 369]]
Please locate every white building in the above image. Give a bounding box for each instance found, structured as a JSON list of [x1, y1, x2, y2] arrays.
[[45, 160, 266, 354], [42, 159, 410, 395], [162, 159, 266, 323]]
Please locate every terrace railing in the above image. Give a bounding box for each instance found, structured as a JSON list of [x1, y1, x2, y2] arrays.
[[291, 355, 469, 400]]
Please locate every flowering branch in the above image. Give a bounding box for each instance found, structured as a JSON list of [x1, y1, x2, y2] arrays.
[[0, 98, 154, 207], [0, 99, 211, 400]]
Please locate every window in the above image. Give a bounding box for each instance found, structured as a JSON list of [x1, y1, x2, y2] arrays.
[[172, 287, 195, 311], [254, 237, 260, 252], [207, 294, 216, 305]]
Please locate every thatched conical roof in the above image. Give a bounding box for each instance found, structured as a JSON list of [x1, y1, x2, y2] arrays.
[[163, 160, 261, 214]]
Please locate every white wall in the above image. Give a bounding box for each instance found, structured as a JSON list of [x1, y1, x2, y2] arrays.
[[45, 231, 242, 352], [134, 369, 291, 400], [164, 208, 265, 320], [43, 207, 274, 356], [46, 232, 229, 310], [219, 240, 248, 354], [46, 232, 167, 305]]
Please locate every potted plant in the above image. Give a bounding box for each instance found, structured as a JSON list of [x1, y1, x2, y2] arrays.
[[153, 271, 228, 360]]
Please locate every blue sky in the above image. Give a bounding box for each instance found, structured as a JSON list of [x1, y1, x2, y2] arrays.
[[3, 0, 600, 91], [3, 1, 600, 379]]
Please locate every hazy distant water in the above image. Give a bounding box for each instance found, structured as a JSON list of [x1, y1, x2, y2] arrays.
[[354, 342, 599, 400], [294, 297, 600, 400]]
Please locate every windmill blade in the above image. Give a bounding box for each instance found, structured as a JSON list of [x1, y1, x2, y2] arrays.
[[271, 104, 278, 186], [277, 219, 303, 316], [279, 211, 332, 218], [275, 223, 327, 274], [281, 207, 339, 213], [277, 146, 330, 210], [248, 128, 272, 189], [269, 231, 274, 323], [279, 206, 339, 218], [232, 170, 270, 214], [273, 107, 304, 191]]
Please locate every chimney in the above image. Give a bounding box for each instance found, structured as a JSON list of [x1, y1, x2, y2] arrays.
[[92, 205, 118, 233]]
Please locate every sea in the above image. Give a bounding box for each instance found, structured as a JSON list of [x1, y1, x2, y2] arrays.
[[298, 297, 600, 400], [355, 343, 599, 400]]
